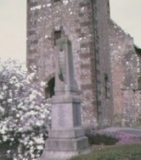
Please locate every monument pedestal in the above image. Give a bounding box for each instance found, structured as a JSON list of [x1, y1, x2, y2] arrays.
[[38, 38, 89, 160], [40, 136, 89, 160], [39, 94, 89, 160]]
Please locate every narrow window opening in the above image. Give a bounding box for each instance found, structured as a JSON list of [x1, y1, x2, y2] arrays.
[[54, 30, 61, 45], [54, 0, 61, 2], [107, 0, 110, 16], [104, 73, 108, 99], [138, 77, 141, 89]]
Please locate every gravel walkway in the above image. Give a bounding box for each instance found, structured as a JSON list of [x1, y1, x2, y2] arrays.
[[96, 127, 141, 144]]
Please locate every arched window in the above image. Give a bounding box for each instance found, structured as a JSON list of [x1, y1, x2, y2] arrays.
[[45, 77, 55, 98]]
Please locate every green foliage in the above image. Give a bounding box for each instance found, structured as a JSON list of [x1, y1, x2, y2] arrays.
[[70, 144, 141, 160], [86, 133, 119, 145]]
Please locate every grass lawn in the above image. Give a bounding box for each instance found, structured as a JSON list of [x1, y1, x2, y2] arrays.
[[70, 143, 141, 160]]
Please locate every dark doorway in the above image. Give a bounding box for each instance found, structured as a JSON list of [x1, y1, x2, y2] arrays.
[[45, 77, 55, 98]]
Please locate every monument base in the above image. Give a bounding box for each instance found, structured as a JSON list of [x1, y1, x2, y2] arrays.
[[39, 136, 90, 160], [38, 94, 90, 160], [39, 149, 90, 160]]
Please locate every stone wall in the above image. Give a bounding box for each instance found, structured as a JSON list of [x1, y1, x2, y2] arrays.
[[27, 0, 141, 128], [122, 90, 141, 127], [95, 0, 113, 127], [27, 0, 96, 127], [109, 19, 141, 126], [27, 0, 113, 128]]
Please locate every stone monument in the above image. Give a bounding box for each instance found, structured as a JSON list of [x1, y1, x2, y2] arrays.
[[38, 37, 89, 160]]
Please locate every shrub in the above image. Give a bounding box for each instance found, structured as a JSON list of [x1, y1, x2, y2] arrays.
[[0, 59, 50, 159], [86, 133, 119, 145]]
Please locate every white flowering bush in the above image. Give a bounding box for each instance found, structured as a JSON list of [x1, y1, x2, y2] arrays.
[[0, 59, 51, 159]]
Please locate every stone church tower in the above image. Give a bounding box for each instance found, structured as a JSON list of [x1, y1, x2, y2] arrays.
[[27, 0, 114, 128]]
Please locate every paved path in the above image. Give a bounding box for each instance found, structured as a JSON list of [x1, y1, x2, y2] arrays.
[[99, 127, 141, 136], [95, 127, 141, 144]]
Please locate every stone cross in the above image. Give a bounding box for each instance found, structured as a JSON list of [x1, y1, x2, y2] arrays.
[[38, 36, 89, 160], [55, 36, 78, 95]]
